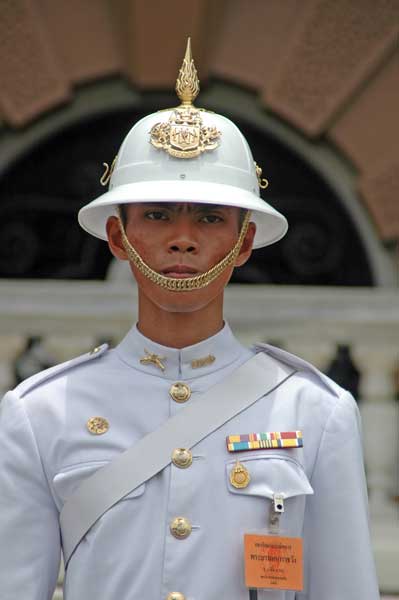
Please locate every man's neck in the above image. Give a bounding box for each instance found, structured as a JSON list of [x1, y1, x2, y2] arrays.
[[136, 293, 225, 349]]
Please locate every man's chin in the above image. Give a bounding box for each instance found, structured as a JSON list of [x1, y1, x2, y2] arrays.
[[150, 291, 220, 314], [138, 279, 227, 314]]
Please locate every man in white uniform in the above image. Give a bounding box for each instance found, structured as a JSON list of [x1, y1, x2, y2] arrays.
[[0, 41, 379, 600]]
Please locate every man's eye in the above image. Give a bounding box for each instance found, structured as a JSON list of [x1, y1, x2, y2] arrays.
[[200, 214, 223, 224], [145, 211, 168, 221]]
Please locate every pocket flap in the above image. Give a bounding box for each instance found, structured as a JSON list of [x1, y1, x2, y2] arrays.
[[226, 455, 313, 499]]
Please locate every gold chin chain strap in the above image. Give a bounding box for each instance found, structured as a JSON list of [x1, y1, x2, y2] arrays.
[[117, 209, 251, 292]]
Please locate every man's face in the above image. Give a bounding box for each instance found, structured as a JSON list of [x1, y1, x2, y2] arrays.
[[106, 202, 256, 314]]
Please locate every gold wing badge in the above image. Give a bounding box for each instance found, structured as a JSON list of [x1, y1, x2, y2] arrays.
[[150, 38, 221, 159]]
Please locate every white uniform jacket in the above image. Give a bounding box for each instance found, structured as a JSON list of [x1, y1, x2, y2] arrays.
[[0, 324, 379, 600]]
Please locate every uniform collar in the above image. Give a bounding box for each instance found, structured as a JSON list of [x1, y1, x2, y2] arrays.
[[115, 322, 244, 380]]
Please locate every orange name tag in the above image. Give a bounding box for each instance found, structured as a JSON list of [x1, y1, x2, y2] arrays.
[[244, 534, 303, 591]]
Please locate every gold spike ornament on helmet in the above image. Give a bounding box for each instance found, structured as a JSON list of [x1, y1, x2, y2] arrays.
[[149, 38, 221, 160]]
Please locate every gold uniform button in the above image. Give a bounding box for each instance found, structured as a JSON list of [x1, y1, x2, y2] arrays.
[[170, 517, 192, 539], [90, 346, 101, 355], [87, 416, 109, 435], [166, 593, 186, 600], [171, 448, 193, 469], [169, 382, 191, 403]]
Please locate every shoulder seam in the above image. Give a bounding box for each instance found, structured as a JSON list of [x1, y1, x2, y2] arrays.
[[14, 344, 109, 398], [254, 343, 341, 397]]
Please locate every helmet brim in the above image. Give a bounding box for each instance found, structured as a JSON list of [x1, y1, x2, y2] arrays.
[[78, 180, 288, 249]]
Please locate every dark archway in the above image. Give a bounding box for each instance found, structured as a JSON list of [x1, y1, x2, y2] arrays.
[[0, 103, 373, 285]]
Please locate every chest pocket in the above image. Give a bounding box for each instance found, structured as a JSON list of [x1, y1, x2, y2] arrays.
[[53, 461, 146, 508], [226, 454, 313, 536]]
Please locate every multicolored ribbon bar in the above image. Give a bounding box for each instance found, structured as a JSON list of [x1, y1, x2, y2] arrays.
[[226, 431, 303, 452]]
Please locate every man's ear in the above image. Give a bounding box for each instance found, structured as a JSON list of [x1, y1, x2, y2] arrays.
[[106, 216, 129, 261], [234, 221, 256, 267]]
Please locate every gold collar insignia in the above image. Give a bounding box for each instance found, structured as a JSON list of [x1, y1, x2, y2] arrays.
[[140, 349, 166, 371], [191, 354, 216, 369]]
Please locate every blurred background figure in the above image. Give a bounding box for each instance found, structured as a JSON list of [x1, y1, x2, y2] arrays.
[[13, 336, 55, 386], [326, 344, 361, 402]]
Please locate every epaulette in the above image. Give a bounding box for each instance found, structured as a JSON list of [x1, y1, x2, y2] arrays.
[[14, 343, 109, 398], [255, 343, 340, 398]]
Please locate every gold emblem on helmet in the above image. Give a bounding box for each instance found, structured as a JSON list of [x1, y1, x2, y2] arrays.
[[150, 108, 220, 159], [150, 38, 221, 159]]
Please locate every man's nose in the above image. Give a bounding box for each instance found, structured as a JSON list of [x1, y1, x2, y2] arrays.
[[168, 221, 199, 254]]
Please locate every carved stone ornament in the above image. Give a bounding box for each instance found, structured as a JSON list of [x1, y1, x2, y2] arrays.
[[149, 38, 221, 159]]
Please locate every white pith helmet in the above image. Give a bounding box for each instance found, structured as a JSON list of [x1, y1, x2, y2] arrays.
[[78, 40, 288, 249]]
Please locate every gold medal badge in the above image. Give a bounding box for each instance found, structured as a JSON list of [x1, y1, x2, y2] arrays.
[[230, 460, 251, 489]]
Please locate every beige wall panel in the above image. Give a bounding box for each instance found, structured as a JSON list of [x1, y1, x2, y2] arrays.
[[211, 0, 306, 91], [330, 52, 399, 172], [41, 0, 122, 82], [124, 0, 209, 87], [0, 0, 70, 127], [359, 161, 399, 241], [265, 0, 399, 137]]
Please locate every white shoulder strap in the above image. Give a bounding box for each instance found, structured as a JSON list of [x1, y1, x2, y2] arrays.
[[60, 352, 295, 566]]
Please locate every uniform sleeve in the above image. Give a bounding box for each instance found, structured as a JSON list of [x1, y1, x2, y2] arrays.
[[0, 390, 61, 600], [299, 392, 380, 600]]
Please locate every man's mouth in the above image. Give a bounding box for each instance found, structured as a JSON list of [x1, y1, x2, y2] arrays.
[[162, 265, 200, 278]]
